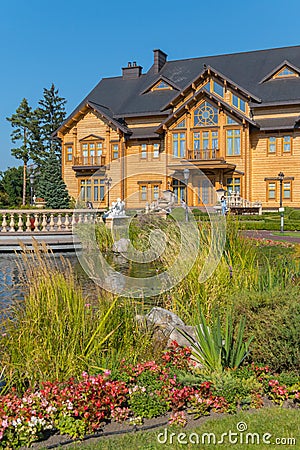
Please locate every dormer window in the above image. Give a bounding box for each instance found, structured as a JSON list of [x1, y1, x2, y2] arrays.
[[152, 80, 173, 90], [274, 66, 298, 78]]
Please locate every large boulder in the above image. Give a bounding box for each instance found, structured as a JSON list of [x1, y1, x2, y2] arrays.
[[140, 307, 196, 348]]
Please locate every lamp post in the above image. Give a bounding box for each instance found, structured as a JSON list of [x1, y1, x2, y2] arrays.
[[105, 176, 112, 210], [29, 172, 34, 206], [278, 171, 285, 233], [183, 168, 190, 222], [264, 172, 294, 234]]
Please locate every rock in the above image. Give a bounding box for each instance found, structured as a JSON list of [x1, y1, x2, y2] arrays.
[[168, 325, 196, 348], [112, 238, 130, 253], [143, 307, 196, 348]]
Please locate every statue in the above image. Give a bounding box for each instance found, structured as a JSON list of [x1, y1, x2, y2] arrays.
[[103, 198, 126, 219]]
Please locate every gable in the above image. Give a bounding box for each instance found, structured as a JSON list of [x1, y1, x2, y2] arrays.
[[79, 134, 105, 141], [140, 76, 180, 94], [260, 60, 300, 83], [165, 95, 246, 133]]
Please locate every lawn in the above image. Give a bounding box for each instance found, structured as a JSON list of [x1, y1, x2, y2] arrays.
[[64, 408, 299, 450]]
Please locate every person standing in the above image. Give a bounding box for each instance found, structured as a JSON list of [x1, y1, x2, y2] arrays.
[[221, 196, 227, 215]]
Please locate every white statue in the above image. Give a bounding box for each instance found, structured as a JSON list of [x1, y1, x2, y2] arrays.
[[103, 198, 126, 219]]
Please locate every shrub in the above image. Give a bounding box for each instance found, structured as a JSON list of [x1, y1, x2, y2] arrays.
[[234, 287, 300, 372]]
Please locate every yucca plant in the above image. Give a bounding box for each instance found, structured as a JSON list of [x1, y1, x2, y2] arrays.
[[178, 306, 253, 373]]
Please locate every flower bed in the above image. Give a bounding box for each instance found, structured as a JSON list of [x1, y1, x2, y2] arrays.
[[0, 343, 299, 449]]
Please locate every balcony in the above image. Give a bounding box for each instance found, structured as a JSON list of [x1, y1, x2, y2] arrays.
[[187, 148, 220, 160], [72, 155, 106, 171]]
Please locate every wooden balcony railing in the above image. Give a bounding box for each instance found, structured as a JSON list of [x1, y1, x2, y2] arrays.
[[187, 148, 219, 160], [73, 155, 106, 167]]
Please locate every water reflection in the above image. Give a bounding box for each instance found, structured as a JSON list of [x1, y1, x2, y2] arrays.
[[0, 251, 160, 309]]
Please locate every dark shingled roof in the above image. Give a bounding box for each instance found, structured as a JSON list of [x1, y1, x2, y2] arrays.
[[129, 127, 161, 139], [58, 44, 300, 133], [256, 116, 300, 131]]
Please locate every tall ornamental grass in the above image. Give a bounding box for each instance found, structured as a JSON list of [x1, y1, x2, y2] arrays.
[[0, 244, 153, 392]]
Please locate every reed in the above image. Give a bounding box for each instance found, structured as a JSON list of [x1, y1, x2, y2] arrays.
[[0, 243, 153, 392]]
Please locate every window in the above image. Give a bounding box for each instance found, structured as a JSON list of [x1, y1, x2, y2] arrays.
[[283, 135, 292, 153], [268, 137, 276, 154], [284, 182, 291, 199], [93, 179, 105, 202], [80, 178, 105, 203], [194, 102, 218, 126], [153, 143, 160, 158], [152, 185, 159, 200], [80, 139, 104, 165], [275, 66, 298, 78], [65, 144, 73, 162], [97, 142, 103, 155], [203, 82, 210, 92], [111, 143, 119, 159], [153, 80, 172, 90], [226, 177, 241, 195], [139, 182, 161, 201], [267, 182, 276, 200], [227, 116, 238, 125], [212, 80, 224, 97], [172, 179, 186, 203], [175, 119, 186, 128], [193, 131, 218, 159], [141, 144, 147, 159], [232, 94, 246, 112], [197, 178, 214, 205], [140, 185, 147, 201], [226, 129, 241, 156], [172, 133, 186, 157]]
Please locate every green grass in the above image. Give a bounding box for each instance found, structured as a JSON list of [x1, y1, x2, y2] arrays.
[[272, 231, 300, 237], [60, 408, 299, 449]]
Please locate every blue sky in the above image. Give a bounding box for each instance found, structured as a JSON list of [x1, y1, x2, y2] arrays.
[[1, 0, 300, 171]]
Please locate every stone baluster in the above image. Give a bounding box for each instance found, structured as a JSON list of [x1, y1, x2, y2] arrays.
[[78, 214, 83, 224], [57, 214, 62, 231], [84, 213, 89, 223], [25, 214, 31, 232], [41, 214, 48, 232], [1, 214, 7, 232], [9, 213, 15, 232], [49, 214, 55, 232], [71, 213, 77, 228], [34, 214, 40, 232], [65, 214, 71, 230], [17, 214, 23, 232]]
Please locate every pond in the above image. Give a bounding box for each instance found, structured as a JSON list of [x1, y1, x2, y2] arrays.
[[0, 251, 160, 312]]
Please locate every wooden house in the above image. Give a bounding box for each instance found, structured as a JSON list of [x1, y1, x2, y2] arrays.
[[56, 46, 300, 210]]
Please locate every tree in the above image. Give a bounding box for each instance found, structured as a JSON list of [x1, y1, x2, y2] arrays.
[[6, 99, 38, 205], [35, 84, 66, 163], [0, 166, 25, 207], [36, 151, 70, 208]]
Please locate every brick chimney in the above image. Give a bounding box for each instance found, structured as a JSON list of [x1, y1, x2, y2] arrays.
[[122, 61, 143, 79], [153, 49, 167, 73]]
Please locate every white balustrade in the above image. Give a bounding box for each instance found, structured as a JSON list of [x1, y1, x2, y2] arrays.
[[0, 209, 103, 234]]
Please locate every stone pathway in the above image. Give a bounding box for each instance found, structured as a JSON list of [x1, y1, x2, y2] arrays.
[[242, 230, 300, 244]]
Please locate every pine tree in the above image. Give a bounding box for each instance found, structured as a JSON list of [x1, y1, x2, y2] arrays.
[[35, 84, 66, 163], [6, 99, 38, 205], [36, 151, 70, 208], [0, 166, 25, 207]]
